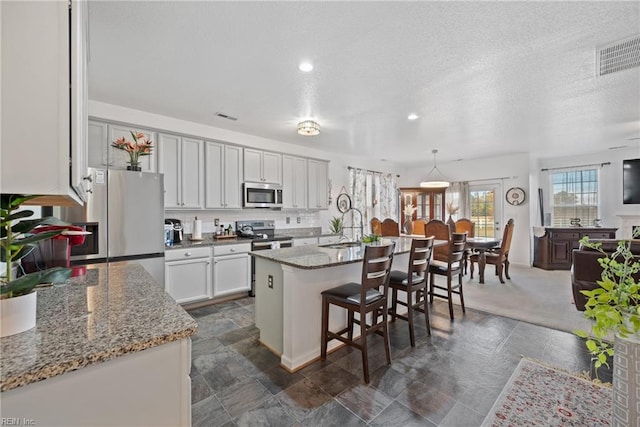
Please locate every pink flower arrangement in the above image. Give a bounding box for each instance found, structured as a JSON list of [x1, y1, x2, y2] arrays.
[[111, 131, 153, 166]]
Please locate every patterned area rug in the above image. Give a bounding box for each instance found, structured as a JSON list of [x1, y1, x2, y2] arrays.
[[482, 358, 612, 426]]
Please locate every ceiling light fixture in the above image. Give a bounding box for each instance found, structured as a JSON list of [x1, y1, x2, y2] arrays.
[[407, 114, 419, 120], [299, 62, 313, 72], [420, 149, 449, 188], [297, 120, 320, 136]]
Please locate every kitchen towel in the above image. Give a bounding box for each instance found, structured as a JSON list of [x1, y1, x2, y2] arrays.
[[192, 217, 202, 240]]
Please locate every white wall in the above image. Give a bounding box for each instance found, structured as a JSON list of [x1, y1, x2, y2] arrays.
[[89, 101, 405, 234]]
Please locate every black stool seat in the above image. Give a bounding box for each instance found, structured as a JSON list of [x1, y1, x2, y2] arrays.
[[322, 283, 382, 304]]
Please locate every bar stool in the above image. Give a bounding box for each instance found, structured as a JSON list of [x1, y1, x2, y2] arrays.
[[389, 237, 435, 347], [320, 243, 395, 383], [428, 231, 467, 320]]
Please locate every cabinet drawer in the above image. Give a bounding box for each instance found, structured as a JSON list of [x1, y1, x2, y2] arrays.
[[293, 237, 318, 246], [213, 243, 251, 256], [165, 246, 210, 261], [583, 232, 614, 239], [550, 231, 580, 240]]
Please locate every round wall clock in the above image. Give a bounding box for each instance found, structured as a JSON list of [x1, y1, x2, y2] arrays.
[[506, 187, 526, 206], [337, 193, 351, 213]]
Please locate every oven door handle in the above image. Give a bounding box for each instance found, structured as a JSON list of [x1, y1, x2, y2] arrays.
[[253, 241, 275, 249]]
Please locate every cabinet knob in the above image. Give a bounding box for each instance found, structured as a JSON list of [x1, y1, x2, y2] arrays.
[[86, 188, 93, 194], [185, 252, 192, 257], [83, 175, 93, 182], [230, 248, 236, 252]]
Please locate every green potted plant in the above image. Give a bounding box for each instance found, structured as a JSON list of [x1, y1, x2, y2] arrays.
[[574, 230, 640, 426], [329, 216, 343, 235], [1, 194, 72, 337]]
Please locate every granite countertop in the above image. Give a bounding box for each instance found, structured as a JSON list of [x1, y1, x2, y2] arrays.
[[166, 228, 340, 250], [0, 263, 197, 392], [251, 236, 425, 269]]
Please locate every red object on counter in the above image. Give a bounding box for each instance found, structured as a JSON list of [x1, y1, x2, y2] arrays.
[[30, 225, 88, 276]]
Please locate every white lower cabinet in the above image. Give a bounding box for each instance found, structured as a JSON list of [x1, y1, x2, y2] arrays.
[[212, 243, 251, 297], [165, 247, 212, 304]]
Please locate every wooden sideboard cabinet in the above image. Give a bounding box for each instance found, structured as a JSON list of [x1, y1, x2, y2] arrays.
[[533, 227, 617, 270]]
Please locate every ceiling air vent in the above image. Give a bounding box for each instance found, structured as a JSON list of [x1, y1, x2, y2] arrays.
[[596, 35, 640, 76], [215, 112, 238, 121]]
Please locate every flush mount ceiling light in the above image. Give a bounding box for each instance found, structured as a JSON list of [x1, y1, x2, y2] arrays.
[[297, 120, 320, 136], [299, 62, 313, 72], [420, 149, 450, 188]]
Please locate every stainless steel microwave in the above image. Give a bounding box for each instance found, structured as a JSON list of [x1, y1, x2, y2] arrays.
[[243, 182, 283, 208]]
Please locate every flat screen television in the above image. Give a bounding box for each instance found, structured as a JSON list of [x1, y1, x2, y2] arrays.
[[623, 158, 640, 204]]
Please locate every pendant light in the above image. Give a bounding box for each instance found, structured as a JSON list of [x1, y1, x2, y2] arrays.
[[420, 149, 449, 188]]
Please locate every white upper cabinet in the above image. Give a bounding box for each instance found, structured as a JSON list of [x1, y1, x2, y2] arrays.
[[244, 149, 282, 185], [160, 133, 203, 209], [308, 160, 329, 210], [88, 120, 109, 169], [205, 142, 243, 209], [282, 156, 308, 209], [1, 0, 88, 205]]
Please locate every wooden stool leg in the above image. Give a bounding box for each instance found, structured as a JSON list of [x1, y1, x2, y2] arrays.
[[407, 290, 415, 347], [504, 260, 511, 280], [447, 275, 454, 320], [458, 275, 466, 313], [391, 287, 398, 322], [321, 296, 329, 360], [382, 306, 391, 365], [360, 310, 370, 384], [429, 273, 435, 304], [347, 310, 354, 340]]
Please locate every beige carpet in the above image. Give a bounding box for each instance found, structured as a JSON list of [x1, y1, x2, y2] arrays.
[[442, 264, 595, 334]]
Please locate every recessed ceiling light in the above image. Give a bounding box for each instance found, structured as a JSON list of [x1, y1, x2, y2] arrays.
[[299, 62, 313, 72], [407, 114, 419, 120]]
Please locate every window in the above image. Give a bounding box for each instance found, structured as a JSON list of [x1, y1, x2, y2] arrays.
[[550, 169, 598, 227]]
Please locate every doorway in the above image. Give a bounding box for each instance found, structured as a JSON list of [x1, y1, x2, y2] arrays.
[[469, 184, 502, 238]]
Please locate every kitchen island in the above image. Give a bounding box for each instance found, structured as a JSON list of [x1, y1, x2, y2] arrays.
[[251, 237, 420, 372], [1, 263, 196, 427]]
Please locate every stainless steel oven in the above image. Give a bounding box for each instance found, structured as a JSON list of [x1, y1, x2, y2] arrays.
[[237, 220, 292, 296]]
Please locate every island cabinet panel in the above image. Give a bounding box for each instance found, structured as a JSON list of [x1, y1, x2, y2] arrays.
[[2, 339, 192, 427], [533, 227, 617, 270]]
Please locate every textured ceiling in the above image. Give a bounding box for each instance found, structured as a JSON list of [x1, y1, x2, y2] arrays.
[[88, 1, 640, 166]]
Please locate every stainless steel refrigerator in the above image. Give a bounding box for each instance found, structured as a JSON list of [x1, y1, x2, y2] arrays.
[[58, 167, 165, 286]]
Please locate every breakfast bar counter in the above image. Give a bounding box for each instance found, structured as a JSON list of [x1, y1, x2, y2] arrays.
[[251, 237, 431, 371], [1, 263, 196, 426]]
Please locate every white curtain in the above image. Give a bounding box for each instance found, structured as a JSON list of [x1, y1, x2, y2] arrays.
[[446, 181, 470, 219], [349, 168, 398, 238]]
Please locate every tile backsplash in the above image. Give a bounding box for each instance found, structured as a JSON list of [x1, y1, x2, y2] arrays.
[[166, 209, 330, 235]]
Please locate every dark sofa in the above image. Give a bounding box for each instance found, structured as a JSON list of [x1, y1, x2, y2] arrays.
[[571, 239, 640, 311]]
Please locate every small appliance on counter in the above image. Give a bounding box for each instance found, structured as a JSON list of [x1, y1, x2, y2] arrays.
[[165, 218, 183, 244]]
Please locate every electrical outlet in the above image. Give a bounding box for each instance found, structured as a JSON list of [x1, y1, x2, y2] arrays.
[[297, 217, 301, 224], [214, 218, 220, 226], [286, 217, 290, 224], [268, 275, 273, 289]]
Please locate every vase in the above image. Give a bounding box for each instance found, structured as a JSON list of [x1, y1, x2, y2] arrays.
[[0, 291, 37, 337], [447, 215, 456, 232], [404, 218, 413, 235], [127, 164, 142, 171]]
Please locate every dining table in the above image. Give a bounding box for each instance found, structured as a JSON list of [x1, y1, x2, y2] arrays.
[[465, 237, 501, 284]]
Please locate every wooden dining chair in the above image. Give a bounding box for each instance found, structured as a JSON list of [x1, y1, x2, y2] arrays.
[[470, 219, 514, 284], [380, 218, 400, 237], [412, 219, 428, 236], [427, 224, 467, 320], [389, 237, 435, 346], [455, 218, 475, 274], [370, 217, 382, 235], [320, 243, 395, 383]]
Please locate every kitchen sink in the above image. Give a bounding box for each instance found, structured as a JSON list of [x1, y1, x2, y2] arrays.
[[319, 241, 362, 249]]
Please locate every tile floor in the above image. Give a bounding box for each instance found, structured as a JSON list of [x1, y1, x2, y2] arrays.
[[188, 297, 611, 427]]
